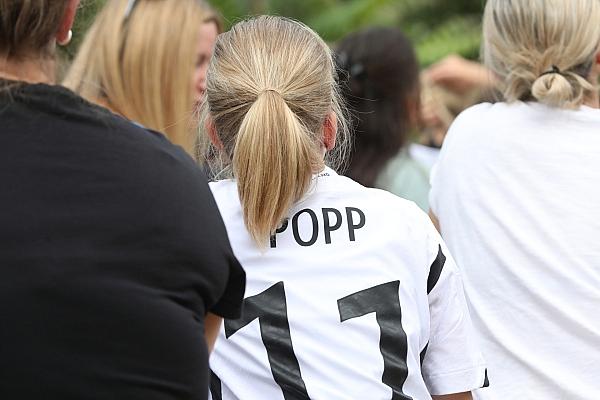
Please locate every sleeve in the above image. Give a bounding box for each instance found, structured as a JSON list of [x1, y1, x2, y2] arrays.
[[428, 131, 457, 217], [183, 170, 245, 320], [428, 160, 442, 216], [421, 224, 489, 395], [209, 253, 246, 319]]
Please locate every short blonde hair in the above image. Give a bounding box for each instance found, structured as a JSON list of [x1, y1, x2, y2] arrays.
[[64, 0, 219, 154], [202, 16, 349, 245], [483, 0, 600, 108]]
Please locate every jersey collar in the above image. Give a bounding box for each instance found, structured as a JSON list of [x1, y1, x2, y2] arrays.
[[312, 165, 338, 181]]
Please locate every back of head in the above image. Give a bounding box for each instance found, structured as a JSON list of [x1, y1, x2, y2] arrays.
[[203, 16, 348, 246], [336, 27, 420, 187], [483, 0, 600, 108], [64, 0, 218, 153], [0, 0, 68, 60]]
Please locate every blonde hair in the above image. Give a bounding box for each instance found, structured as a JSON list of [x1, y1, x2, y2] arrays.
[[421, 75, 482, 129], [202, 16, 349, 245], [0, 0, 68, 59], [483, 0, 600, 108], [64, 0, 220, 154]]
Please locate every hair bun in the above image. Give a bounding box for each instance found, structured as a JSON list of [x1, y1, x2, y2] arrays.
[[531, 70, 587, 108], [482, 0, 600, 108]]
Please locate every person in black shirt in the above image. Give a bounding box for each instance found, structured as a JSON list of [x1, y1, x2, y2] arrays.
[[0, 1, 245, 399]]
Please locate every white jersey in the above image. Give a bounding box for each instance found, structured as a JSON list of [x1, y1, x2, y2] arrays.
[[209, 168, 487, 400], [430, 102, 600, 400]]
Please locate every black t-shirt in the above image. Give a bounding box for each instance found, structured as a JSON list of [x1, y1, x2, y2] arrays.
[[0, 80, 245, 399]]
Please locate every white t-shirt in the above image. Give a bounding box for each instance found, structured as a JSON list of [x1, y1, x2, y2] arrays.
[[409, 143, 440, 171], [430, 102, 600, 400], [209, 168, 487, 400]]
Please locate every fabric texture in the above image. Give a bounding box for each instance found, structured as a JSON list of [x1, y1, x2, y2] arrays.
[[430, 101, 600, 400], [375, 148, 431, 212], [409, 143, 440, 171], [209, 168, 486, 400], [0, 79, 245, 400]]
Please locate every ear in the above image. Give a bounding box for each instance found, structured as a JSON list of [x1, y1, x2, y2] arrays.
[[56, 0, 80, 45], [323, 111, 337, 151], [205, 116, 224, 149], [588, 51, 600, 84]]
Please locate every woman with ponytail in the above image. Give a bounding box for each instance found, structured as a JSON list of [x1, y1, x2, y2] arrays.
[[203, 16, 486, 400], [429, 0, 600, 398]]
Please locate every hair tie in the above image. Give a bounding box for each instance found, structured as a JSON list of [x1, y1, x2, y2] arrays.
[[259, 88, 283, 96], [540, 65, 562, 77]]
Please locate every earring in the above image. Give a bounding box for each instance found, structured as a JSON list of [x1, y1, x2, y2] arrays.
[[57, 30, 73, 46]]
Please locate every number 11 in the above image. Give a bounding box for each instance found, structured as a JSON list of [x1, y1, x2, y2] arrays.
[[213, 280, 412, 400]]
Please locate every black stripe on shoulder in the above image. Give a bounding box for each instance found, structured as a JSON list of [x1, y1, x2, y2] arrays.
[[427, 245, 446, 294], [482, 369, 490, 388], [210, 370, 222, 400], [419, 342, 429, 366]]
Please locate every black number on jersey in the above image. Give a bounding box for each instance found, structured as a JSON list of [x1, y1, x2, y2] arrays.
[[210, 371, 222, 400], [212, 281, 411, 400], [223, 282, 310, 400], [338, 281, 412, 400]]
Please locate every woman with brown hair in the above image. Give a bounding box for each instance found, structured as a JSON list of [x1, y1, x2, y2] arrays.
[[64, 0, 220, 156], [336, 27, 429, 210], [0, 1, 244, 398]]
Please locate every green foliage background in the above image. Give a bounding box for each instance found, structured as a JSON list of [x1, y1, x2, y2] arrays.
[[71, 0, 485, 66]]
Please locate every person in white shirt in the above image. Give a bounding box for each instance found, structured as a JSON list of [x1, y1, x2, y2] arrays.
[[429, 1, 600, 399], [201, 16, 487, 400]]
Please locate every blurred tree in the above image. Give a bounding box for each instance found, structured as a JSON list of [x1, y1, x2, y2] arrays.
[[213, 0, 484, 66], [64, 0, 484, 66], [62, 0, 107, 58]]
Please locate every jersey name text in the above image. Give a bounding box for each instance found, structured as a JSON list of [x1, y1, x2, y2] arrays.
[[270, 207, 366, 248]]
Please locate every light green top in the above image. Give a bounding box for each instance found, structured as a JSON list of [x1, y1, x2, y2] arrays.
[[375, 149, 431, 212]]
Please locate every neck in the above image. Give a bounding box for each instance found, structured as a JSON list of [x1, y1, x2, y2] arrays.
[[583, 69, 600, 109], [584, 90, 600, 109], [0, 56, 55, 85]]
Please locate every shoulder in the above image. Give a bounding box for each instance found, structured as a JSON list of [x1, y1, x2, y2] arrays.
[[211, 172, 427, 228], [437, 102, 516, 158], [375, 153, 430, 211], [82, 105, 199, 176], [445, 102, 494, 137], [448, 101, 535, 135], [209, 179, 242, 218], [378, 151, 430, 187], [209, 179, 236, 193], [325, 172, 430, 230], [454, 101, 521, 120], [209, 179, 238, 204], [69, 101, 209, 203], [103, 120, 204, 189], [7, 80, 194, 167]]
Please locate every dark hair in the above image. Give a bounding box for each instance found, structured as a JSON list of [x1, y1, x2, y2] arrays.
[[0, 0, 69, 59], [336, 27, 420, 187]]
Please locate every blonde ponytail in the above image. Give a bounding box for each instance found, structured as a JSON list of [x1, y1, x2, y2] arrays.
[[202, 16, 349, 246], [483, 0, 600, 108], [234, 90, 320, 244]]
